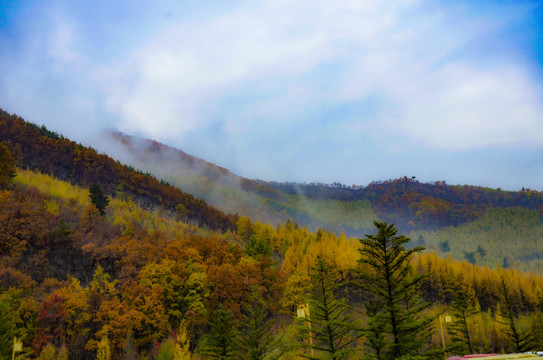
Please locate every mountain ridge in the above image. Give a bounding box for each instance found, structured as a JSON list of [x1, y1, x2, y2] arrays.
[[92, 128, 543, 233], [0, 109, 237, 232]]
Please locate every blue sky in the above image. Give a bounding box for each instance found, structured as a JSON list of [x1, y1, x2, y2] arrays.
[[1, 0, 542, 190]]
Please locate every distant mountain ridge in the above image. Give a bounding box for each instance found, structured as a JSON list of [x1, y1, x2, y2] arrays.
[[94, 130, 543, 273], [96, 129, 543, 233], [101, 130, 281, 199]]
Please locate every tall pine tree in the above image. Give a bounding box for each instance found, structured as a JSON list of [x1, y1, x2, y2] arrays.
[[300, 256, 358, 360], [236, 299, 286, 360], [199, 306, 237, 360], [357, 221, 433, 360], [0, 300, 17, 360], [497, 277, 530, 352], [447, 288, 479, 355]]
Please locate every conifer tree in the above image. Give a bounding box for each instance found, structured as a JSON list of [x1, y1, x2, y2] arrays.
[[97, 336, 111, 360], [89, 184, 109, 216], [0, 300, 16, 360], [175, 321, 192, 360], [300, 256, 358, 360], [357, 221, 432, 360], [447, 289, 479, 355], [37, 344, 57, 360], [199, 306, 237, 360], [236, 299, 285, 360], [526, 311, 543, 350], [363, 301, 387, 360], [497, 277, 529, 352], [0, 143, 16, 189]]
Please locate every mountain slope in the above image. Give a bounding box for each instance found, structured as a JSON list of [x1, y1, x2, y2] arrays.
[[94, 129, 379, 234], [0, 110, 236, 232], [95, 129, 543, 234], [3, 109, 543, 273]]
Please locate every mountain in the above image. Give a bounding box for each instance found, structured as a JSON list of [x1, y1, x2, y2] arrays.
[[2, 108, 543, 272], [84, 128, 543, 273], [95, 129, 543, 231], [0, 110, 236, 232], [93, 129, 379, 235], [2, 109, 543, 358]]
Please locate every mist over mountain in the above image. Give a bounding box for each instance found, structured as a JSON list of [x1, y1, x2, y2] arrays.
[[90, 129, 543, 231], [2, 108, 543, 273]]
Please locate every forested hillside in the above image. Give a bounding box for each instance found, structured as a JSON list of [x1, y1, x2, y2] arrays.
[[95, 130, 543, 236], [410, 207, 543, 273], [2, 166, 543, 360], [95, 130, 379, 235], [0, 110, 236, 232], [94, 126, 543, 273], [2, 110, 543, 360], [264, 177, 543, 231]]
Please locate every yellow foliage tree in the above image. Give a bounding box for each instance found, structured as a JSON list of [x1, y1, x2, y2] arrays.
[[97, 336, 111, 360]]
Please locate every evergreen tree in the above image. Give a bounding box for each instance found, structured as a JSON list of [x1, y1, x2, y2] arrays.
[[37, 344, 57, 360], [363, 301, 387, 360], [497, 277, 529, 352], [357, 221, 433, 360], [463, 252, 476, 265], [157, 338, 176, 360], [96, 336, 111, 360], [199, 307, 237, 360], [0, 143, 16, 189], [236, 299, 285, 360], [526, 311, 543, 350], [300, 256, 358, 360], [415, 235, 426, 248], [476, 245, 486, 259], [439, 241, 450, 253], [244, 235, 272, 260], [89, 184, 109, 216], [0, 300, 16, 360], [447, 289, 479, 355]]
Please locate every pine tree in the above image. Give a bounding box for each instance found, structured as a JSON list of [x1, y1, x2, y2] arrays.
[[526, 311, 543, 350], [357, 221, 433, 360], [157, 338, 176, 360], [497, 277, 529, 352], [175, 321, 192, 360], [363, 301, 387, 360], [37, 344, 57, 360], [199, 307, 237, 360], [300, 256, 358, 360], [89, 184, 109, 216], [0, 300, 16, 360], [447, 289, 479, 355], [236, 300, 285, 360], [439, 241, 450, 253], [97, 336, 111, 360], [0, 143, 16, 189]]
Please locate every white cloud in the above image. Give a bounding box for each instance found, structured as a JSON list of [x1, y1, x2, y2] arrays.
[[105, 0, 412, 138], [101, 0, 543, 153], [3, 0, 542, 178], [395, 64, 543, 150]]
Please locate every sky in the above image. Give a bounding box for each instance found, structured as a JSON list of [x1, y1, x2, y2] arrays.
[[1, 0, 542, 191]]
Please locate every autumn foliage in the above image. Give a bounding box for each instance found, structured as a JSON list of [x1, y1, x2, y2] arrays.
[[2, 109, 543, 359]]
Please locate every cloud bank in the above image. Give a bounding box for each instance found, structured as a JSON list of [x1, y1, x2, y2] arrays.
[[0, 0, 542, 189]]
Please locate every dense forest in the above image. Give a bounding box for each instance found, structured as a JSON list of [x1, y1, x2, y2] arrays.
[[2, 110, 543, 360], [0, 110, 237, 233], [95, 125, 543, 273], [263, 178, 543, 231]]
